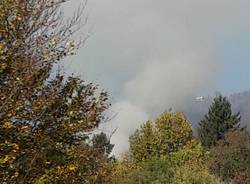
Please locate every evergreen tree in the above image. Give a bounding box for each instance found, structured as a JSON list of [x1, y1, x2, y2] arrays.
[[198, 95, 241, 148]]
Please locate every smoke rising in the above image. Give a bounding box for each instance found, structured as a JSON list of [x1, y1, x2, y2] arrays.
[[64, 0, 250, 155]]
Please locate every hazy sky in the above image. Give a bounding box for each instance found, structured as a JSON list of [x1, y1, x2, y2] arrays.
[[64, 0, 250, 155]]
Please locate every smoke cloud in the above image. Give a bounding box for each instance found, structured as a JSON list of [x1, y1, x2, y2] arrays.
[[64, 0, 250, 155]]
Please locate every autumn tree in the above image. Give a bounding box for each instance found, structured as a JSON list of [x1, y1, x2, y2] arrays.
[[129, 112, 193, 162], [122, 158, 174, 184], [172, 163, 223, 184], [124, 134, 222, 184], [129, 121, 156, 162], [116, 112, 224, 184], [198, 95, 241, 148], [171, 140, 223, 184], [0, 0, 114, 183], [208, 130, 250, 182]]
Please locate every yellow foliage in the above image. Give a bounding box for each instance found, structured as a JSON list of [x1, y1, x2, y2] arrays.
[[129, 112, 193, 162], [2, 122, 15, 129], [68, 164, 77, 171], [0, 155, 11, 164], [171, 139, 208, 166], [172, 164, 224, 184]]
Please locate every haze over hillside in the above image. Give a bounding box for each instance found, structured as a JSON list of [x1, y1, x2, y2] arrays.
[[185, 91, 250, 131]]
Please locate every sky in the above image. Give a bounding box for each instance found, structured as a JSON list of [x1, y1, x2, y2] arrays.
[[64, 0, 250, 155]]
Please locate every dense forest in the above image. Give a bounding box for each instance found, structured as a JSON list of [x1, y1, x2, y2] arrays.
[[0, 1, 249, 184]]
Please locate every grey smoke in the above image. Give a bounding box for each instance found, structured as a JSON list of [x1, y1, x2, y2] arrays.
[[63, 0, 250, 156]]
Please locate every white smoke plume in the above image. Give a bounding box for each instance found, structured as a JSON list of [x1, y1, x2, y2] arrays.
[[64, 0, 250, 155]]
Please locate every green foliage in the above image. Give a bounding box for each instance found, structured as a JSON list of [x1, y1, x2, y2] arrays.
[[170, 140, 223, 184], [170, 139, 207, 166], [122, 112, 224, 184], [129, 121, 156, 162], [0, 1, 248, 183], [120, 138, 223, 184], [0, 0, 115, 183], [208, 130, 250, 182], [198, 95, 241, 148], [0, 75, 113, 183], [129, 112, 193, 162], [123, 158, 174, 184], [172, 164, 223, 184]]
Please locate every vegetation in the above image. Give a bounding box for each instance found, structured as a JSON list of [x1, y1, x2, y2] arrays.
[[129, 112, 193, 162], [230, 171, 250, 184], [0, 0, 249, 183], [198, 95, 241, 148], [117, 112, 225, 184], [0, 0, 113, 183], [208, 130, 250, 182]]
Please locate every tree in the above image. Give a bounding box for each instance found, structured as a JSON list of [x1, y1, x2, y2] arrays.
[[198, 95, 241, 148], [171, 140, 223, 184], [122, 158, 174, 184], [230, 171, 250, 184], [0, 0, 114, 183], [92, 132, 115, 158], [129, 112, 193, 162], [122, 137, 222, 184], [0, 74, 113, 183], [172, 163, 223, 184], [117, 112, 225, 184], [208, 130, 250, 182], [129, 121, 156, 162]]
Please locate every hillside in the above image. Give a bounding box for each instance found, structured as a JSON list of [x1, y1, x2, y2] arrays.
[[184, 91, 250, 131]]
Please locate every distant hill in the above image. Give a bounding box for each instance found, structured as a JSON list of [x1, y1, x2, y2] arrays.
[[184, 91, 250, 132]]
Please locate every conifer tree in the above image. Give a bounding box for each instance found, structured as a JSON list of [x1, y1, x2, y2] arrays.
[[198, 95, 241, 148]]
